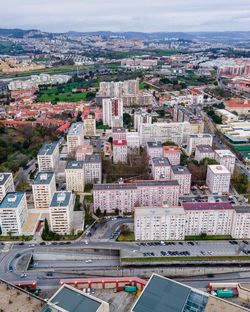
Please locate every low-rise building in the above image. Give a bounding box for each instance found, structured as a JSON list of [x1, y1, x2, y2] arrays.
[[37, 141, 59, 172], [195, 145, 215, 162], [0, 192, 28, 235], [171, 165, 191, 195], [135, 205, 186, 241], [32, 172, 56, 210], [186, 133, 213, 155], [84, 155, 102, 184], [49, 192, 74, 235], [152, 157, 171, 180], [65, 161, 85, 193], [214, 149, 236, 174], [146, 141, 163, 159], [206, 165, 231, 194], [113, 140, 128, 164], [0, 173, 15, 203], [67, 122, 84, 156], [215, 109, 239, 123], [162, 146, 181, 165]]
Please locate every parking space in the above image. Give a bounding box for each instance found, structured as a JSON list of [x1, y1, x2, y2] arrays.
[[135, 240, 250, 258]]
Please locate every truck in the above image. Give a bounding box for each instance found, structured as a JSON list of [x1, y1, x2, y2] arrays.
[[124, 286, 137, 293], [216, 289, 235, 298]]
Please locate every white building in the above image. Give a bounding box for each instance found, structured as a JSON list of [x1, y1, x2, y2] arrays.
[[162, 146, 181, 165], [0, 173, 15, 203], [37, 142, 59, 172], [75, 144, 93, 161], [67, 122, 84, 156], [152, 157, 171, 180], [93, 180, 179, 213], [146, 142, 163, 159], [84, 155, 102, 184], [112, 127, 126, 141], [49, 192, 74, 235], [134, 113, 152, 131], [186, 134, 213, 156], [171, 165, 191, 196], [65, 161, 85, 193], [214, 149, 236, 174], [84, 115, 96, 137], [232, 206, 250, 239], [206, 165, 231, 194], [99, 79, 139, 98], [32, 172, 56, 210], [126, 131, 140, 150], [135, 205, 186, 241], [113, 140, 128, 164], [102, 98, 123, 127], [195, 145, 215, 162], [0, 192, 28, 236]]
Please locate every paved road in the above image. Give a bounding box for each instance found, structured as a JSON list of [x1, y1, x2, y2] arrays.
[[103, 218, 133, 239]]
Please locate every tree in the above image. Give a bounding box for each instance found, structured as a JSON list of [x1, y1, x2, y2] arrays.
[[95, 207, 102, 217], [162, 141, 177, 146], [115, 208, 119, 215], [123, 113, 132, 128], [232, 172, 249, 194], [76, 112, 82, 122], [120, 224, 131, 235]]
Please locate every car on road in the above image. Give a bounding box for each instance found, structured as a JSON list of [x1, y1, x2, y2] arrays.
[[46, 272, 53, 277], [20, 273, 27, 278], [85, 260, 93, 263], [9, 266, 13, 272], [15, 253, 21, 259]]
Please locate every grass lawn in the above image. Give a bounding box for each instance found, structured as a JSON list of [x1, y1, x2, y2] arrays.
[[74, 194, 81, 211], [84, 195, 93, 203], [117, 232, 135, 242], [38, 91, 89, 102], [0, 236, 33, 241], [121, 255, 250, 263], [185, 235, 232, 241]]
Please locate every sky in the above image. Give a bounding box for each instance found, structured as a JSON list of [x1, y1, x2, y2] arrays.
[[1, 0, 250, 33]]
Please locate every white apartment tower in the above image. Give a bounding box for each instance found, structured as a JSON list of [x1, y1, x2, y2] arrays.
[[32, 172, 56, 210], [65, 161, 85, 193], [49, 192, 74, 235], [152, 157, 171, 180], [0, 173, 15, 203], [37, 142, 59, 172], [102, 98, 123, 127], [214, 149, 236, 174], [84, 155, 102, 184], [171, 166, 191, 196], [206, 165, 231, 195], [84, 115, 96, 137], [67, 122, 84, 156], [186, 134, 213, 156], [0, 192, 28, 236]]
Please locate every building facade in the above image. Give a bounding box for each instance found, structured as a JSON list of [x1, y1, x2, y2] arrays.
[[84, 115, 96, 137], [65, 161, 85, 193], [113, 140, 128, 164], [37, 141, 59, 172], [214, 149, 236, 174], [0, 173, 15, 203], [67, 122, 84, 156], [85, 155, 102, 184], [195, 145, 215, 162], [186, 134, 213, 155], [102, 98, 123, 127], [146, 142, 163, 159], [162, 146, 181, 165], [171, 166, 191, 196], [152, 157, 171, 180], [206, 165, 231, 194]]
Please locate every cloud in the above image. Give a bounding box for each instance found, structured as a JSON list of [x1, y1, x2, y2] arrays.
[[0, 0, 249, 32]]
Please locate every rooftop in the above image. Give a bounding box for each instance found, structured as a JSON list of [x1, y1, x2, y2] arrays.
[[152, 157, 170, 166], [163, 146, 180, 153], [147, 141, 162, 148], [215, 149, 235, 158], [113, 127, 125, 133], [208, 165, 231, 174], [50, 192, 72, 208], [38, 141, 58, 156], [113, 140, 127, 146], [85, 154, 101, 163], [0, 192, 25, 209], [196, 145, 214, 153], [189, 133, 212, 139], [234, 206, 250, 214], [45, 284, 103, 312], [183, 202, 233, 211], [0, 173, 12, 186], [225, 98, 250, 108], [171, 165, 191, 175], [33, 172, 55, 185], [132, 274, 208, 312], [68, 122, 84, 136], [66, 160, 84, 170]]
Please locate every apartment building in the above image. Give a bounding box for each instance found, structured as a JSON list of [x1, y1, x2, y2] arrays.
[[139, 121, 194, 145], [67, 122, 84, 156], [84, 155, 102, 184], [32, 172, 56, 210], [134, 112, 152, 131], [75, 144, 93, 161], [135, 206, 186, 241], [162, 146, 181, 165], [49, 191, 74, 235], [93, 180, 179, 213], [84, 114, 96, 137], [0, 192, 28, 235], [206, 165, 231, 194], [102, 98, 123, 127], [99, 79, 139, 98], [65, 161, 85, 193], [186, 134, 213, 155], [232, 206, 250, 239], [171, 165, 191, 196], [214, 149, 236, 174], [37, 141, 59, 172], [0, 173, 15, 203], [112, 127, 126, 141], [152, 157, 171, 180], [184, 202, 234, 237], [113, 140, 128, 164], [146, 141, 163, 159], [126, 131, 140, 150], [195, 145, 215, 162]]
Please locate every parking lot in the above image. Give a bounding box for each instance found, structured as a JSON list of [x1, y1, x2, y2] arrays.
[[134, 240, 250, 258]]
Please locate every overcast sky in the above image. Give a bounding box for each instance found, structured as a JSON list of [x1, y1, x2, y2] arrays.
[[1, 0, 250, 33]]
